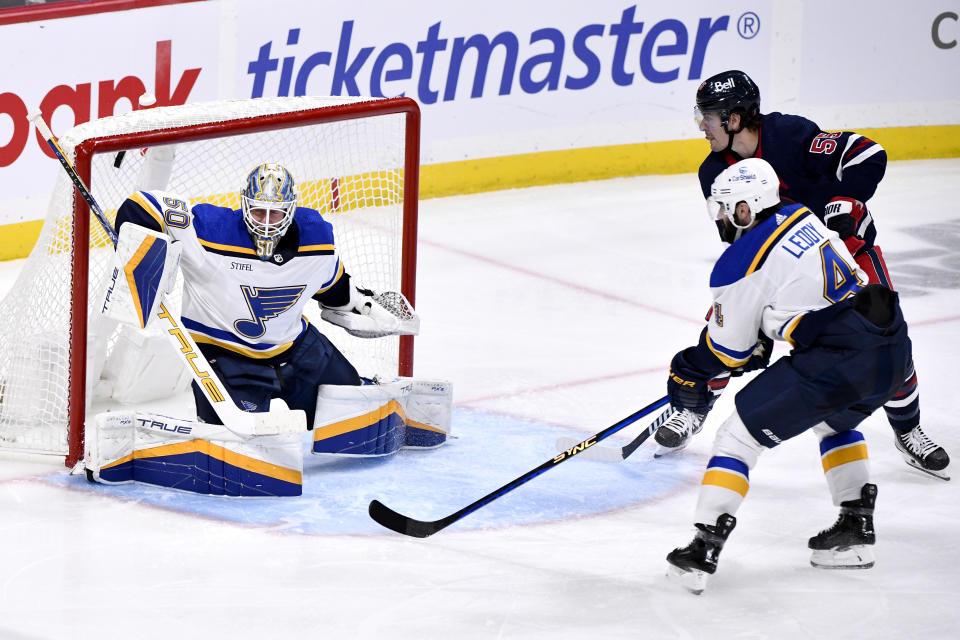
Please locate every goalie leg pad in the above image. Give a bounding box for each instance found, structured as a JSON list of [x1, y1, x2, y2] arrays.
[[312, 378, 452, 456], [86, 411, 303, 497], [402, 379, 453, 449]]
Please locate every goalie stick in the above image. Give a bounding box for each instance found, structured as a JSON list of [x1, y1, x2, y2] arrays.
[[29, 111, 303, 438], [554, 405, 676, 462], [368, 395, 669, 538]]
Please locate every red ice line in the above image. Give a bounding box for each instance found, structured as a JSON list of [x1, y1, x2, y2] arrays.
[[426, 234, 960, 407]]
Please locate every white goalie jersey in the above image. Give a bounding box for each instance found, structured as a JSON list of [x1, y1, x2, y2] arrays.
[[705, 203, 868, 368], [117, 189, 344, 359]]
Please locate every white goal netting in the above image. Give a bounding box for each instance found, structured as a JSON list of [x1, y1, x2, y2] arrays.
[[0, 96, 417, 459]]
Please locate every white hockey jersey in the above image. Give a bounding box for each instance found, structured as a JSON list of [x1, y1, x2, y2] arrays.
[[705, 203, 868, 368], [121, 190, 344, 359]]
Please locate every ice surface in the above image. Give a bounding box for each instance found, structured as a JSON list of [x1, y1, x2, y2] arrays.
[[1, 160, 958, 639]]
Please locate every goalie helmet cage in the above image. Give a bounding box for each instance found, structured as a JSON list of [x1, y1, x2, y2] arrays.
[[0, 95, 420, 467]]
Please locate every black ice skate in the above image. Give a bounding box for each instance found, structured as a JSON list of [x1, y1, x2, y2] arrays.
[[895, 426, 950, 480], [654, 409, 705, 457], [809, 483, 877, 569], [666, 513, 736, 595]]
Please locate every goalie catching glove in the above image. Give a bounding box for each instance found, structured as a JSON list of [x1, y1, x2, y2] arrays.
[[321, 286, 419, 338]]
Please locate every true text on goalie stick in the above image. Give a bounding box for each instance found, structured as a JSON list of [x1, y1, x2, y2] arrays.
[[28, 110, 301, 437], [368, 395, 670, 538]]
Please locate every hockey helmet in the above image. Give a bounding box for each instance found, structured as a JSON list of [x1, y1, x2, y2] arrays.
[[695, 70, 761, 132], [707, 158, 780, 232], [241, 163, 298, 259]]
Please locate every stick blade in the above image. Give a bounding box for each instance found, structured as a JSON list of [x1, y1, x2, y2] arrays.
[[368, 499, 443, 538], [554, 437, 625, 462]]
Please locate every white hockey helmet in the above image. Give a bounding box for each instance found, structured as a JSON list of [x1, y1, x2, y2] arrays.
[[241, 163, 298, 259], [707, 158, 781, 230]]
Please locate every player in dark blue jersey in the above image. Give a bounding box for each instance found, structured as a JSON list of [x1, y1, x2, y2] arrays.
[[655, 69, 948, 479]]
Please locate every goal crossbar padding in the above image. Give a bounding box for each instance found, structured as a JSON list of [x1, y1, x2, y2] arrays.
[[86, 411, 304, 497], [312, 378, 451, 456]]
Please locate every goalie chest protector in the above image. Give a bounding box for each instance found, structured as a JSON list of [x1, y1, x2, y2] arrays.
[[124, 190, 344, 359]]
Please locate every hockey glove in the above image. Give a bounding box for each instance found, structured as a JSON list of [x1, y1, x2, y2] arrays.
[[824, 197, 868, 256], [667, 350, 717, 414]]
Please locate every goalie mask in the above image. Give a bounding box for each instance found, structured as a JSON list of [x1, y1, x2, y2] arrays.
[[241, 163, 298, 259], [706, 158, 781, 238]]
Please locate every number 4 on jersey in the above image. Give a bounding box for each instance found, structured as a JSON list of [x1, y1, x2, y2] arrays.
[[820, 241, 864, 303]]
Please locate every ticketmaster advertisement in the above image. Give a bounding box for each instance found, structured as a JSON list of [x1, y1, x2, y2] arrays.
[[0, 0, 957, 231]]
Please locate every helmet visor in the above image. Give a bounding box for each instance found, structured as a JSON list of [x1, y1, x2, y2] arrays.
[[704, 195, 724, 222]]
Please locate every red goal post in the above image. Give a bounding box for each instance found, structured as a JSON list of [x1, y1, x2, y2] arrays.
[[0, 96, 420, 467]]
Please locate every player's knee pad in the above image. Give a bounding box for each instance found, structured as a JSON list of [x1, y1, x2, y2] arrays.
[[312, 378, 452, 456], [85, 411, 303, 497], [711, 410, 766, 470]]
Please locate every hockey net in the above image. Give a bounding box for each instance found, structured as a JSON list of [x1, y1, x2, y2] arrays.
[[0, 96, 419, 465]]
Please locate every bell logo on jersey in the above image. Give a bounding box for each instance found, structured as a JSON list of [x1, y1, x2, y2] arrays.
[[234, 284, 307, 339]]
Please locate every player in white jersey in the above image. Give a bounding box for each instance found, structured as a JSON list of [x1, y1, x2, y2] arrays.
[[114, 163, 396, 428], [663, 159, 913, 594]]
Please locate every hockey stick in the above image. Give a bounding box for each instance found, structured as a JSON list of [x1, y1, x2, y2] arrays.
[[29, 111, 303, 437], [368, 395, 670, 538], [554, 405, 676, 462]]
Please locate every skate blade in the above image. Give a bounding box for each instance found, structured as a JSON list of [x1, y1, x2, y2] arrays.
[[901, 455, 950, 481], [810, 545, 875, 570], [666, 564, 708, 594], [654, 442, 689, 458]]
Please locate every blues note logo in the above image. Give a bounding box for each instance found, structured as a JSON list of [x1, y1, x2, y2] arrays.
[[234, 285, 306, 338]]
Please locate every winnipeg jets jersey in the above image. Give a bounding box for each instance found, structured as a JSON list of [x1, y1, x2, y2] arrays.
[[704, 203, 868, 368], [116, 190, 343, 359], [699, 112, 886, 249]]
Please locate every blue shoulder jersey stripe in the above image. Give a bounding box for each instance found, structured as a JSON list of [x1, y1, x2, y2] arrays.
[[293, 207, 336, 245], [191, 203, 254, 251], [710, 204, 812, 288], [744, 206, 813, 275], [128, 191, 166, 230]]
